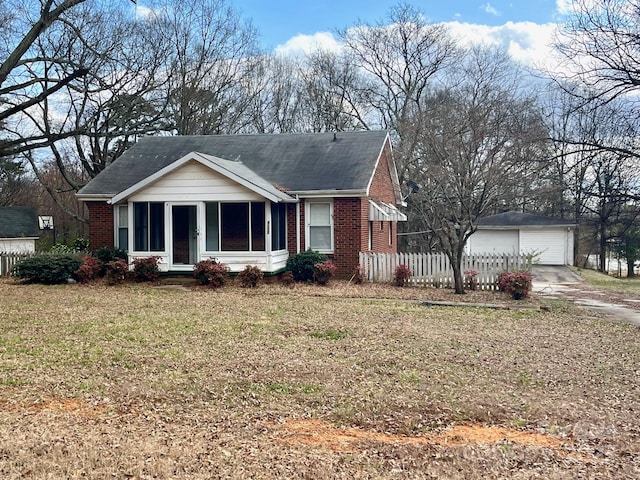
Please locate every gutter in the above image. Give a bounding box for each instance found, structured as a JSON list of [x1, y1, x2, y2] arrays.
[[75, 194, 113, 202], [288, 189, 365, 198]]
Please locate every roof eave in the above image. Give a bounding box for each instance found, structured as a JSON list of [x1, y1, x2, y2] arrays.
[[477, 224, 576, 229], [289, 189, 366, 198], [76, 193, 114, 202], [0, 236, 39, 240]]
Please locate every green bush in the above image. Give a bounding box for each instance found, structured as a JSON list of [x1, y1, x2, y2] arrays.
[[94, 246, 128, 264], [285, 250, 328, 282], [132, 256, 160, 282], [237, 265, 264, 288], [49, 237, 90, 254], [12, 254, 83, 284], [193, 259, 230, 288]]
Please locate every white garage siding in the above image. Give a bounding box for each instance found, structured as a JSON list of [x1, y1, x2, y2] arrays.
[[467, 230, 519, 255], [467, 227, 574, 265], [0, 238, 37, 253], [520, 229, 570, 265]]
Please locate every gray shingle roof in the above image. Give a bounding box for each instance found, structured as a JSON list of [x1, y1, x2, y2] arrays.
[[0, 206, 39, 238], [477, 211, 575, 227], [78, 131, 390, 197]]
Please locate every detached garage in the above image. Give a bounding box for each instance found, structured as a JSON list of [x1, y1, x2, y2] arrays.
[[0, 206, 39, 253], [467, 211, 575, 265]]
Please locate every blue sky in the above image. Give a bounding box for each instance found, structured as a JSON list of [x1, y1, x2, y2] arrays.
[[232, 0, 566, 51]]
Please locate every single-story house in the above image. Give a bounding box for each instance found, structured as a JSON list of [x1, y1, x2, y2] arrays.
[[76, 131, 407, 276], [0, 206, 39, 252], [466, 211, 575, 265]]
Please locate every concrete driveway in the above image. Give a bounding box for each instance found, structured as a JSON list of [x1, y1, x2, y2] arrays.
[[532, 265, 640, 327]]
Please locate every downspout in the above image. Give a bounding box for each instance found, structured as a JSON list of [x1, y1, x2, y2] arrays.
[[296, 195, 301, 253]]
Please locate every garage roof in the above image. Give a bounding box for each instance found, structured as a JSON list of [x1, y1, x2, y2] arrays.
[[477, 211, 575, 228]]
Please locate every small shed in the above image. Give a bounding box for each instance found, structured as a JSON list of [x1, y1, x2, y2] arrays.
[[0, 206, 39, 253], [467, 211, 575, 265]]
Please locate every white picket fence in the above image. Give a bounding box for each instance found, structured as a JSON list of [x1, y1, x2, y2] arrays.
[[0, 252, 34, 277], [359, 252, 532, 290]]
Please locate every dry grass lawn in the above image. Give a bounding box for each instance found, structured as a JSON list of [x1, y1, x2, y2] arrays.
[[0, 278, 638, 479]]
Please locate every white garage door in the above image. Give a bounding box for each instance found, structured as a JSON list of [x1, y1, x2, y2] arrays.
[[468, 230, 519, 254], [520, 229, 566, 265]]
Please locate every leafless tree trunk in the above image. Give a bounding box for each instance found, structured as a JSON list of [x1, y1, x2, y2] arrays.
[[408, 46, 548, 293]]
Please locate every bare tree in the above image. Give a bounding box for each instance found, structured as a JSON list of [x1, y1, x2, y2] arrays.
[[297, 50, 369, 132], [407, 47, 548, 293], [241, 54, 304, 134], [340, 3, 460, 173], [0, 0, 138, 159], [553, 0, 640, 160], [555, 0, 640, 107], [162, 0, 260, 135], [544, 82, 640, 271]]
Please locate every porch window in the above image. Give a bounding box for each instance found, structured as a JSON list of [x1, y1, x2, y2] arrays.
[[133, 202, 164, 251], [205, 202, 219, 251], [251, 202, 266, 251], [221, 203, 249, 251], [117, 205, 128, 251], [307, 201, 333, 252], [271, 203, 287, 251], [206, 202, 266, 252]]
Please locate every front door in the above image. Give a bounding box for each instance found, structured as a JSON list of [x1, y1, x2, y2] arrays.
[[172, 205, 198, 266]]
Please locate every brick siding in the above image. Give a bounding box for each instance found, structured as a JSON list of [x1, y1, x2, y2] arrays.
[[86, 202, 114, 251]]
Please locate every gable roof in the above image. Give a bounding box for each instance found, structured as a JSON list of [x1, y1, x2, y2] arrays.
[[0, 206, 39, 238], [110, 152, 297, 204], [477, 211, 575, 228], [78, 131, 391, 199]]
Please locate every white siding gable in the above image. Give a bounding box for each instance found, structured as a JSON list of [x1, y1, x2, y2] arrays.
[[129, 160, 265, 202]]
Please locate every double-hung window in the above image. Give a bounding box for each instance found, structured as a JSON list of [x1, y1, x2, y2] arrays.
[[307, 201, 333, 252], [116, 205, 128, 251]]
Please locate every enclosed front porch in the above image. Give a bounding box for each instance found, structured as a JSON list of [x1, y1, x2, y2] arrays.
[[119, 200, 290, 273]]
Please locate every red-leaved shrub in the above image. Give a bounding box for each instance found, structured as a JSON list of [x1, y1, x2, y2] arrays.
[[237, 265, 264, 288], [132, 256, 160, 282], [105, 259, 129, 285], [497, 270, 533, 299], [194, 259, 230, 288], [73, 256, 103, 283], [313, 260, 336, 285], [393, 264, 412, 287]]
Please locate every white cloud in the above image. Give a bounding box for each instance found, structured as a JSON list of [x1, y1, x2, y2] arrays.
[[444, 21, 564, 72], [482, 3, 501, 16], [274, 32, 342, 57], [271, 20, 567, 75], [135, 5, 165, 21], [555, 0, 582, 15]]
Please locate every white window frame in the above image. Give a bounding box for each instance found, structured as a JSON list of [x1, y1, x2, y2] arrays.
[[114, 204, 129, 251], [305, 200, 334, 253]]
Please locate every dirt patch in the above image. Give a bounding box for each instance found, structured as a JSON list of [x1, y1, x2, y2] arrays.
[[1, 398, 107, 419], [271, 419, 565, 453]]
